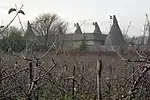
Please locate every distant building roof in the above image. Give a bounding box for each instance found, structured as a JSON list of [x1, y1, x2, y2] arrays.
[[148, 30, 150, 44], [24, 21, 35, 41], [105, 15, 126, 45], [93, 22, 102, 34], [74, 23, 82, 34], [64, 33, 107, 41], [93, 33, 107, 41]]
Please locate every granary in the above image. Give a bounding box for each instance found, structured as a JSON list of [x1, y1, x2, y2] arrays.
[[105, 15, 126, 45], [24, 21, 35, 42], [24, 21, 49, 51], [63, 22, 107, 50], [105, 15, 127, 51], [24, 16, 129, 51], [24, 21, 107, 51]]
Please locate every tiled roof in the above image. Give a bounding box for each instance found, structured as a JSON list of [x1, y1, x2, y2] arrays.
[[24, 21, 35, 40], [24, 21, 107, 44], [64, 22, 106, 41], [74, 23, 82, 34], [64, 33, 107, 41], [93, 22, 102, 34], [105, 15, 126, 45]]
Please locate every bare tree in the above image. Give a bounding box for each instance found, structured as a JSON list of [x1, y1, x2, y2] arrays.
[[32, 13, 68, 47]]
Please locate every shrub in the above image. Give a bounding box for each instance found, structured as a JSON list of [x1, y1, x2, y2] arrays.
[[0, 31, 26, 52], [79, 40, 88, 51]]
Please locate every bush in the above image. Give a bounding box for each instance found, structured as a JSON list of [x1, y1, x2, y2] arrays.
[[0, 31, 26, 52], [79, 40, 88, 51]]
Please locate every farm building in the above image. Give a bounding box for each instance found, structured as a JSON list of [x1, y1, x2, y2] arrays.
[[24, 15, 131, 51]]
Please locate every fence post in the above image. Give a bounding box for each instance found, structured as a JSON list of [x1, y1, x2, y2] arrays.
[[72, 66, 75, 100], [97, 60, 102, 100], [29, 61, 33, 85], [0, 56, 2, 91], [27, 61, 33, 100]]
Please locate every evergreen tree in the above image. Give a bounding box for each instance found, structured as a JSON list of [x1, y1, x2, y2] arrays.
[[0, 27, 26, 52], [79, 40, 88, 51]]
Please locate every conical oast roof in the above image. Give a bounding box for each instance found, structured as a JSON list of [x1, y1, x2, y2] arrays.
[[24, 21, 35, 40], [93, 22, 102, 34], [147, 26, 150, 44], [75, 23, 82, 34], [105, 15, 126, 45]]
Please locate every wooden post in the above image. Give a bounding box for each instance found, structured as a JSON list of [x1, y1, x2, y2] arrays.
[[29, 62, 33, 84], [35, 60, 39, 100], [27, 61, 32, 100], [97, 60, 102, 100], [72, 66, 75, 100], [0, 57, 2, 91]]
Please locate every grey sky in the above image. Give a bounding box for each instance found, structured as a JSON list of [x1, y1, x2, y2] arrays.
[[0, 0, 150, 36]]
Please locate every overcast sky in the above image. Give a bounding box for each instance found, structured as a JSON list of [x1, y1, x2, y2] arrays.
[[0, 0, 150, 36]]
